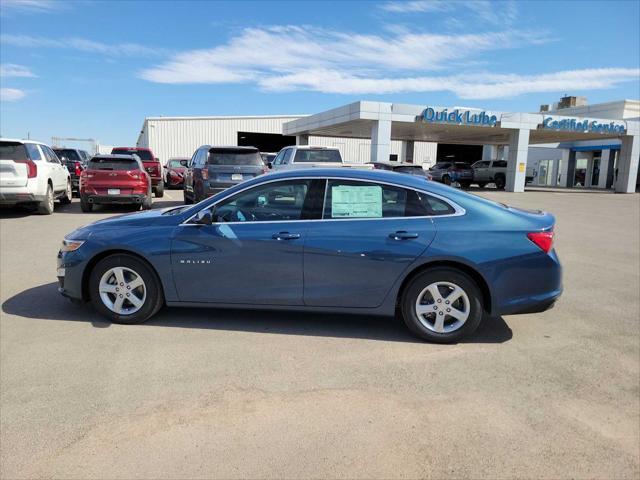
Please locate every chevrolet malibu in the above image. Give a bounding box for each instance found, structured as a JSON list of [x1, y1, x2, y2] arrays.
[[57, 168, 562, 343]]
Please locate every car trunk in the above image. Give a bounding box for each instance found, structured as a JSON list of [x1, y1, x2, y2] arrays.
[[206, 148, 265, 182], [85, 158, 144, 195]]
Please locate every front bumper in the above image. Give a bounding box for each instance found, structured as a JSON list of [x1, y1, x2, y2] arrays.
[[81, 194, 148, 205], [57, 249, 85, 301]]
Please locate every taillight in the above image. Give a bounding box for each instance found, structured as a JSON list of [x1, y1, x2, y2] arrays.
[[127, 170, 140, 179], [202, 169, 209, 180], [527, 231, 554, 253], [74, 162, 82, 176], [14, 159, 37, 178]]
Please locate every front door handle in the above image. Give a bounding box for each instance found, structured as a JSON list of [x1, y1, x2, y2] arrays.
[[272, 232, 301, 241], [389, 231, 419, 240]]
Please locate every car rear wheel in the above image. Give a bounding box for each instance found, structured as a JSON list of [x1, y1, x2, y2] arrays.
[[494, 174, 506, 190], [37, 184, 54, 215], [142, 194, 152, 210], [400, 268, 483, 343], [89, 254, 164, 324], [154, 182, 164, 198], [80, 196, 93, 212], [59, 180, 72, 205]]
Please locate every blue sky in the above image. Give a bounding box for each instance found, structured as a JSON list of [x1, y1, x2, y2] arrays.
[[1, 0, 639, 146]]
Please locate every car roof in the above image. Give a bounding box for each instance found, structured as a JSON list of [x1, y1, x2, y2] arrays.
[[369, 161, 422, 167], [0, 137, 49, 146], [290, 146, 339, 150], [91, 154, 140, 160], [112, 146, 151, 151]]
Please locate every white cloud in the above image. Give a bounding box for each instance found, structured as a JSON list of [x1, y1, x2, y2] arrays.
[[0, 87, 26, 101], [381, 0, 518, 26], [0, 0, 63, 14], [137, 25, 640, 99], [0, 63, 36, 78], [139, 25, 543, 84], [260, 68, 640, 99], [0, 34, 166, 57]]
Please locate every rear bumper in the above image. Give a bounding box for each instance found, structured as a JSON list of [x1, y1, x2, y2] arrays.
[[204, 182, 239, 196], [0, 191, 46, 205], [82, 194, 148, 205]]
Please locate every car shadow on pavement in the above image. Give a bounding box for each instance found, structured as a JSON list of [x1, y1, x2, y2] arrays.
[[2, 282, 513, 344]]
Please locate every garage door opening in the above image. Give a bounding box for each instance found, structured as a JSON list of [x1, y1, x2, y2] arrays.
[[237, 132, 296, 153], [436, 144, 483, 164]]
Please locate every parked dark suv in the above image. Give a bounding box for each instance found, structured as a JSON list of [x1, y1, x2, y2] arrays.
[[183, 146, 267, 204], [53, 148, 86, 194]]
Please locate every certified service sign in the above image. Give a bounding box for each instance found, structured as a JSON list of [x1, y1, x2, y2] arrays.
[[542, 116, 626, 135], [420, 107, 498, 127]]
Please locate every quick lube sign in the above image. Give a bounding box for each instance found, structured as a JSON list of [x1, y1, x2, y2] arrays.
[[542, 116, 626, 135], [421, 107, 498, 127]]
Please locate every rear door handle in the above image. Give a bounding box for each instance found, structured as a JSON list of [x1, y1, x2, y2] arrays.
[[272, 232, 301, 241], [389, 231, 419, 240]]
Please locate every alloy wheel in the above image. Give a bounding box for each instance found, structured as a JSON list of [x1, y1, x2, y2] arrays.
[[98, 266, 147, 315], [414, 281, 470, 333]]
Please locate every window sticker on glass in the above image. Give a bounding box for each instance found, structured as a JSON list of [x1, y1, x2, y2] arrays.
[[331, 185, 382, 218]]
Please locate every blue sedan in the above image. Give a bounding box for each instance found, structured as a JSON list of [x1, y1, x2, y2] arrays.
[[57, 168, 562, 343]]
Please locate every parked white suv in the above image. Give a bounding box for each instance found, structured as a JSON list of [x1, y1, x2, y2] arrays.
[[0, 138, 72, 214]]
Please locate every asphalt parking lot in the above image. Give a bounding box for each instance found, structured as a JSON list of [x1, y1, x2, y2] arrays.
[[1, 187, 638, 479]]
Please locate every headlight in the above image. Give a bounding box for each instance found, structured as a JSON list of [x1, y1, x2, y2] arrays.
[[60, 239, 84, 252]]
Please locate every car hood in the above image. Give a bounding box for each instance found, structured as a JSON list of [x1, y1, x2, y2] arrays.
[[66, 207, 180, 240]]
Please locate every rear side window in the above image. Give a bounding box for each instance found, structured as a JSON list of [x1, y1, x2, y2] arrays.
[[0, 141, 29, 160], [112, 148, 154, 161], [494, 160, 508, 168], [323, 180, 429, 219], [294, 149, 341, 163], [89, 157, 139, 170], [25, 144, 42, 160], [419, 194, 456, 215], [208, 149, 263, 166]]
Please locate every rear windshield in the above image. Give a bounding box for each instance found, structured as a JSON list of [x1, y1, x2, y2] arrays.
[[112, 148, 154, 161], [207, 149, 263, 166], [53, 149, 81, 161], [168, 159, 187, 168], [395, 166, 426, 175], [294, 149, 342, 163], [88, 157, 139, 170], [0, 141, 28, 160]]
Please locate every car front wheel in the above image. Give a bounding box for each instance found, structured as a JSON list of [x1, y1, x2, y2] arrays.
[[494, 175, 506, 190], [442, 175, 452, 185], [89, 254, 164, 324], [400, 268, 483, 343]]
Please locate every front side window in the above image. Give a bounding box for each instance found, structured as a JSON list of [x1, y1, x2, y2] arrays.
[[210, 179, 314, 223], [282, 148, 294, 164], [43, 146, 60, 163], [272, 150, 285, 165], [494, 160, 508, 168], [473, 161, 490, 168]]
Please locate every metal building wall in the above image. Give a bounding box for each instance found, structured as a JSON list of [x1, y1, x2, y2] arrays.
[[136, 115, 438, 166]]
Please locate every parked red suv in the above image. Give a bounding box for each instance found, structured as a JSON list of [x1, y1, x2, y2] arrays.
[[111, 147, 163, 197], [79, 154, 152, 212]]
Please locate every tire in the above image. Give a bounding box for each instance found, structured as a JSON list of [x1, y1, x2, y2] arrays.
[[59, 180, 72, 205], [183, 189, 193, 205], [80, 196, 93, 212], [37, 184, 54, 215], [494, 175, 506, 190], [442, 175, 452, 186], [460, 181, 471, 189], [142, 194, 152, 210], [89, 254, 164, 324], [400, 268, 483, 343], [477, 182, 487, 189], [154, 182, 164, 198]]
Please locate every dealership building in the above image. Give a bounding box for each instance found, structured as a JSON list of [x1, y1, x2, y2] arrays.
[[136, 97, 639, 193]]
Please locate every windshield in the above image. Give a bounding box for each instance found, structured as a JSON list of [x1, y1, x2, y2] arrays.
[[168, 159, 187, 168], [112, 148, 154, 161], [53, 149, 81, 161], [294, 149, 342, 163], [88, 157, 139, 170], [0, 142, 28, 160], [208, 149, 263, 166]]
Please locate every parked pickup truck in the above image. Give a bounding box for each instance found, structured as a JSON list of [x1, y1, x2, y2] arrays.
[[270, 146, 371, 170], [471, 159, 536, 189]]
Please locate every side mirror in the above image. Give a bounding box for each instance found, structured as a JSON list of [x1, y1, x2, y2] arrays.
[[194, 210, 212, 225], [267, 162, 273, 169], [155, 157, 160, 162]]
